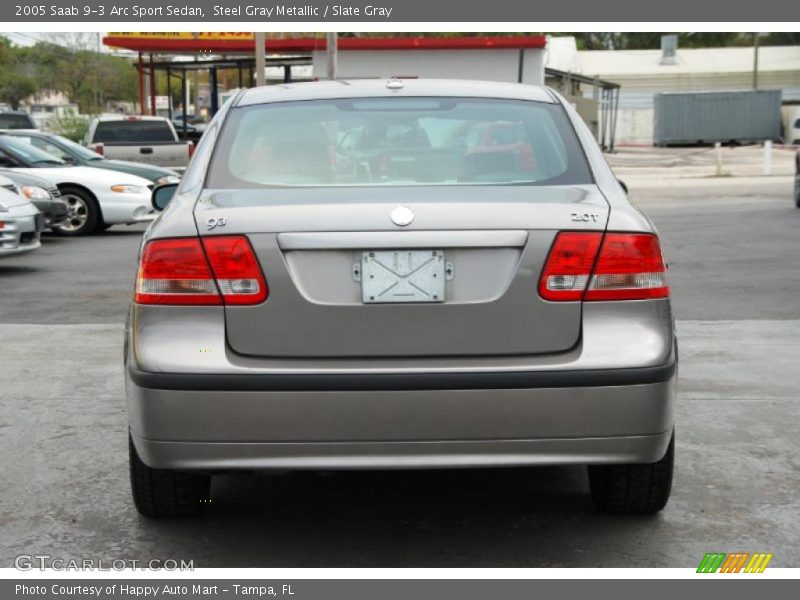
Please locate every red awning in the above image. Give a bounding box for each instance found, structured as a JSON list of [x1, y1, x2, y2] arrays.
[[103, 35, 548, 55]]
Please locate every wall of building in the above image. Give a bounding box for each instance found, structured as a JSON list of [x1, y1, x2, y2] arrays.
[[552, 42, 800, 145], [312, 49, 546, 85], [613, 108, 655, 145]]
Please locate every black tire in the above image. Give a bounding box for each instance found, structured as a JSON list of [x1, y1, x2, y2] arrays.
[[50, 186, 100, 236], [588, 431, 674, 514], [794, 157, 800, 208], [129, 434, 211, 518]]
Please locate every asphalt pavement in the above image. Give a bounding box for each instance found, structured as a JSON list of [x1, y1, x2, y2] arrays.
[[1, 154, 798, 567]]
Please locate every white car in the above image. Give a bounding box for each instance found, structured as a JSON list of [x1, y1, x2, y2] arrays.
[[0, 134, 155, 236], [0, 185, 42, 257]]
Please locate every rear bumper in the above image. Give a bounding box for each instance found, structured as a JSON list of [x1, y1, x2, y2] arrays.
[[131, 431, 674, 472], [128, 361, 675, 392], [126, 299, 677, 471], [127, 374, 676, 471]]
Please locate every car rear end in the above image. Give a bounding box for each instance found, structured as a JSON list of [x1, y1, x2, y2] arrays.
[[87, 116, 193, 168], [125, 81, 676, 517], [0, 111, 37, 131]]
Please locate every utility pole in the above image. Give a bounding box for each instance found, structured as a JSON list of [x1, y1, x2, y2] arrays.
[[94, 32, 101, 112], [193, 69, 199, 116], [255, 32, 266, 87], [326, 32, 338, 80], [753, 32, 760, 89]]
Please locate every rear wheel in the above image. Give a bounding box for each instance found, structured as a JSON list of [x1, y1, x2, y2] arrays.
[[588, 431, 674, 514], [50, 186, 99, 236], [794, 157, 799, 208], [129, 434, 210, 518]]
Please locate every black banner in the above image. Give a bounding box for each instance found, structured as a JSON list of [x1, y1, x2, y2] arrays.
[[5, 579, 800, 600]]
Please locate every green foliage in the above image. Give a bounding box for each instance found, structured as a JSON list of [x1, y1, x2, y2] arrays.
[[47, 112, 90, 142], [0, 36, 138, 114], [0, 40, 39, 109]]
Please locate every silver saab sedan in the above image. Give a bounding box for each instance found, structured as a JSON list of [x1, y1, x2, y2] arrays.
[[125, 79, 676, 517]]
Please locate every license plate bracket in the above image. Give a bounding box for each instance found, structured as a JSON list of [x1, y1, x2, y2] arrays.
[[361, 249, 446, 303]]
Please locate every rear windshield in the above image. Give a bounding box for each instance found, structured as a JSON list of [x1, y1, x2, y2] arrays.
[[0, 113, 35, 129], [208, 97, 592, 188], [92, 120, 175, 143]]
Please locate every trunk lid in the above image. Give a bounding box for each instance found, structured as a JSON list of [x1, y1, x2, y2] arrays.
[[195, 185, 608, 358]]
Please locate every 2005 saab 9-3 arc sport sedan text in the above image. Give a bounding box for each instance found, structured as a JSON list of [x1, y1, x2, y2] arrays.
[[125, 79, 677, 518]]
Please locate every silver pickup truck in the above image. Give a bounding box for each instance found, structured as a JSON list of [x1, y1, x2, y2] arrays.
[[84, 115, 194, 169]]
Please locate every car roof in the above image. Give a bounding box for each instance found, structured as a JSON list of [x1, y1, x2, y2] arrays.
[[237, 79, 556, 107], [93, 115, 169, 122], [0, 129, 47, 136]]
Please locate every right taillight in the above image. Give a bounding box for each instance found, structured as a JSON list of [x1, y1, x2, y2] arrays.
[[539, 232, 669, 302], [135, 236, 267, 305], [585, 233, 669, 301]]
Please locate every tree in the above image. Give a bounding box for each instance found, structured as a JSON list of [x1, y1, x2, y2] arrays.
[[0, 40, 40, 109], [17, 38, 138, 113]]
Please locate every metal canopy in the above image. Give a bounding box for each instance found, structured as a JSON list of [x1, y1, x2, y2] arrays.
[[545, 67, 621, 153], [134, 54, 312, 138]]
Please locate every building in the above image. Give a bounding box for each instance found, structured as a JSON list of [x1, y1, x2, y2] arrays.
[[311, 36, 548, 85], [547, 37, 800, 144], [104, 34, 549, 115], [21, 89, 80, 129], [104, 33, 627, 147]]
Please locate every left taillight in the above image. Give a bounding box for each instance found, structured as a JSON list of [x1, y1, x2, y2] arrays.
[[135, 236, 267, 305]]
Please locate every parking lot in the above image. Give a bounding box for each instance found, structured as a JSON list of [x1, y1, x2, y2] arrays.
[[1, 145, 798, 567]]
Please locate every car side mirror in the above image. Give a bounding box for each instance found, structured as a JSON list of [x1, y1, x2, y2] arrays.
[[151, 183, 178, 211], [62, 155, 77, 164], [618, 179, 629, 194]]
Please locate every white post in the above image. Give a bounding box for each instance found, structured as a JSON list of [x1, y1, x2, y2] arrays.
[[326, 32, 338, 80], [763, 140, 772, 176], [715, 142, 723, 177], [255, 32, 266, 87]]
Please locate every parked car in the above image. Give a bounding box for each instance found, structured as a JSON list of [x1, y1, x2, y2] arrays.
[[171, 113, 207, 136], [795, 149, 799, 208], [0, 110, 37, 131], [0, 135, 154, 235], [1, 130, 181, 185], [84, 115, 194, 169], [126, 80, 676, 517], [0, 168, 68, 227], [0, 185, 42, 257]]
